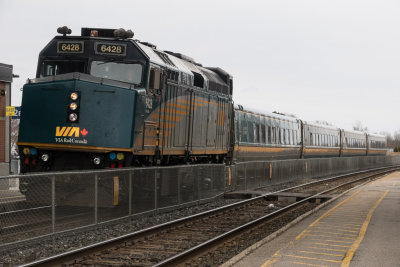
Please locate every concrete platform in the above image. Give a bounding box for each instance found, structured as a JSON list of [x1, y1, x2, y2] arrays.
[[0, 189, 24, 204], [224, 171, 400, 267]]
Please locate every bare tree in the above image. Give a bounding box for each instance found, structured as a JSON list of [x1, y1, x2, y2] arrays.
[[353, 120, 368, 132]]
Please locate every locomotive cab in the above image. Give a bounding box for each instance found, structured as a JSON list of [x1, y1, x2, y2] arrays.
[[18, 27, 150, 172]]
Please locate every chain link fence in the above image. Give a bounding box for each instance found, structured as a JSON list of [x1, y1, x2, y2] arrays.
[[225, 156, 400, 191], [0, 164, 225, 248], [1, 156, 400, 248]]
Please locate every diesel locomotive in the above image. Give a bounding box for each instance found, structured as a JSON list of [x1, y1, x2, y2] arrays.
[[18, 27, 233, 172], [17, 27, 387, 173]]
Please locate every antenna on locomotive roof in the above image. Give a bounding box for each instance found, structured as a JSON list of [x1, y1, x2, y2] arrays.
[[57, 26, 72, 36]]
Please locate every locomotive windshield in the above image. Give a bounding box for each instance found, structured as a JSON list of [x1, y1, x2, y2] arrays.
[[40, 60, 85, 77], [90, 61, 143, 85]]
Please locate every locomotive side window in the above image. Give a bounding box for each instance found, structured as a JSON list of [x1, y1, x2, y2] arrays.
[[149, 68, 163, 90], [41, 60, 85, 77], [192, 71, 204, 88], [90, 61, 143, 85]]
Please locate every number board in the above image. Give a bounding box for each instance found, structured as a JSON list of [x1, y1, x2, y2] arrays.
[[95, 42, 127, 56], [57, 41, 84, 54]]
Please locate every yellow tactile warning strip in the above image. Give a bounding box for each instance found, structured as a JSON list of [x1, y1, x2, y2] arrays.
[[261, 173, 397, 267]]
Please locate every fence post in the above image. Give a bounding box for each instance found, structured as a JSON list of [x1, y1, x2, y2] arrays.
[[51, 175, 55, 233], [244, 163, 247, 190], [129, 171, 132, 215], [94, 174, 98, 224], [154, 170, 158, 211], [178, 169, 181, 204]]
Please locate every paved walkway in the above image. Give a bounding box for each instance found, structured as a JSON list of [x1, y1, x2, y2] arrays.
[[229, 171, 400, 267]]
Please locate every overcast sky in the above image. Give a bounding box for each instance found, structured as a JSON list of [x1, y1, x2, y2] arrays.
[[1, 0, 399, 134]]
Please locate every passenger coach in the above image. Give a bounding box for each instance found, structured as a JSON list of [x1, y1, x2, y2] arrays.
[[302, 122, 340, 158], [233, 106, 302, 161]]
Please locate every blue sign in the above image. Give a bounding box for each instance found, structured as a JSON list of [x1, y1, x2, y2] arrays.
[[11, 106, 21, 119]]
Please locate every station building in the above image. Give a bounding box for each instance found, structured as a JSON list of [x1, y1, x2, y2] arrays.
[[0, 63, 12, 176]]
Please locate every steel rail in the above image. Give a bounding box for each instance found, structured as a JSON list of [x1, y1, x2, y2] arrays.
[[154, 166, 397, 266], [21, 165, 400, 267]]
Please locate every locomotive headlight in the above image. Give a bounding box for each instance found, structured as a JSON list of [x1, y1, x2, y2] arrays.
[[93, 156, 101, 165], [41, 153, 50, 162], [68, 113, 78, 122], [69, 102, 78, 110], [70, 92, 79, 101]]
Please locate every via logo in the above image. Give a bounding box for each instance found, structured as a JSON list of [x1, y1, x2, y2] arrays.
[[55, 127, 89, 137]]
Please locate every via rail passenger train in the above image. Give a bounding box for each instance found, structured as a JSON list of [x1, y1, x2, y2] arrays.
[[17, 27, 387, 173]]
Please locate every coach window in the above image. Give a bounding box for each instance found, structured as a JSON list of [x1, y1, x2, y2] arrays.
[[277, 128, 280, 144], [277, 128, 281, 144], [271, 127, 275, 144], [284, 128, 287, 144], [240, 114, 248, 142], [286, 129, 289, 145], [248, 121, 254, 143], [235, 116, 239, 142], [273, 127, 277, 144], [254, 123, 260, 143], [261, 125, 266, 144]]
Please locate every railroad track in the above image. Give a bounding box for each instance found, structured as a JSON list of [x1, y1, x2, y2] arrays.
[[23, 165, 399, 267]]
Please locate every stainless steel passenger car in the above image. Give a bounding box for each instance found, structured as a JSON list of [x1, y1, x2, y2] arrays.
[[233, 106, 302, 162], [340, 130, 367, 156], [367, 133, 387, 156], [302, 122, 341, 158]]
